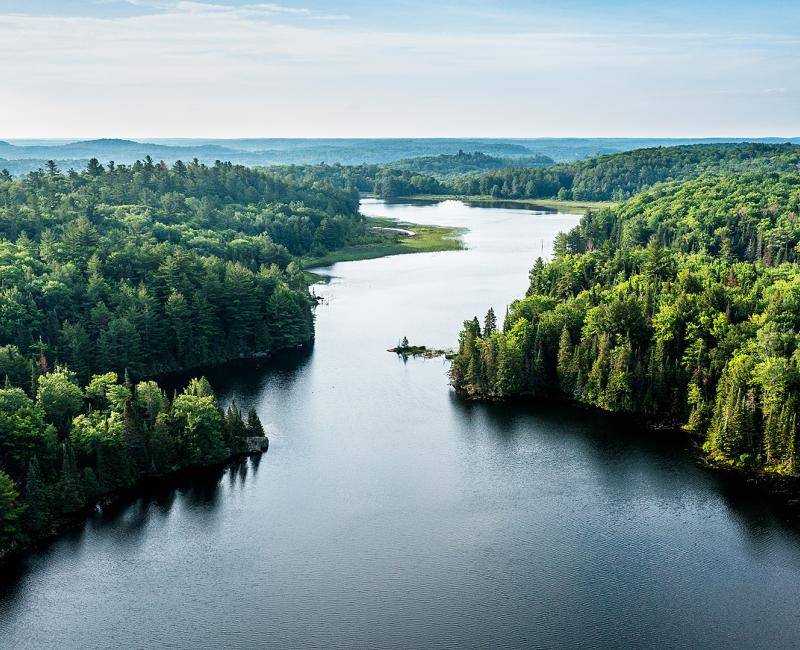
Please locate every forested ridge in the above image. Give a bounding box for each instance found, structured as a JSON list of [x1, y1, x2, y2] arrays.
[[450, 172, 800, 475], [256, 150, 553, 200], [256, 143, 800, 203], [0, 157, 369, 380], [0, 156, 370, 558], [386, 150, 554, 175], [447, 142, 800, 201]]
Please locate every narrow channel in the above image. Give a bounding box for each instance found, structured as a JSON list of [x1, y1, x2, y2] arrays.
[[2, 199, 800, 648]]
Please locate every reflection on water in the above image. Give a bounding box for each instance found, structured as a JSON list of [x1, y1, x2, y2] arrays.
[[3, 199, 800, 648], [158, 346, 314, 404], [463, 199, 557, 211]]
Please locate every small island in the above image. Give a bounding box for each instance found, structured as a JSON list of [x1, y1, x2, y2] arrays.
[[389, 337, 455, 359]]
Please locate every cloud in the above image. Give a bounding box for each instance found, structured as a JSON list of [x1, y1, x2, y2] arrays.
[[104, 0, 349, 19], [0, 3, 797, 137], [712, 87, 791, 96], [245, 3, 310, 14]]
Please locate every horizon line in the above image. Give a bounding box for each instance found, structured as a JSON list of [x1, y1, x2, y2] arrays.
[[3, 134, 800, 142]]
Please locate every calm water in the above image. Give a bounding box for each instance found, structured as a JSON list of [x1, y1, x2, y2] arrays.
[[3, 199, 800, 648]]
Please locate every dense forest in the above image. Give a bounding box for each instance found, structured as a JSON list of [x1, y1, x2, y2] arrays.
[[388, 151, 554, 175], [5, 143, 800, 559], [258, 151, 552, 200], [0, 157, 372, 381], [0, 156, 374, 558], [446, 143, 800, 201], [255, 143, 800, 203], [0, 359, 266, 559], [450, 172, 800, 474]]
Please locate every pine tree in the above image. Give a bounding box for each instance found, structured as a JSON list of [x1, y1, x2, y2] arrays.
[[557, 326, 575, 395], [465, 343, 482, 393], [223, 401, 248, 453], [483, 308, 497, 337], [603, 342, 633, 411], [246, 406, 265, 437], [82, 467, 101, 503], [24, 456, 51, 536], [96, 441, 132, 493], [0, 470, 23, 553], [123, 400, 149, 476], [586, 334, 611, 405], [58, 443, 85, 514], [708, 354, 758, 459]]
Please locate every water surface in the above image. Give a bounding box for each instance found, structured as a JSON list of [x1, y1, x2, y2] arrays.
[[2, 199, 800, 648]]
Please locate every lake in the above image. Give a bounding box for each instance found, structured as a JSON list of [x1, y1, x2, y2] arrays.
[[2, 199, 800, 648]]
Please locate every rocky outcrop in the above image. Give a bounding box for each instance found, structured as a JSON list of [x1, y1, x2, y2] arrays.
[[244, 436, 269, 454]]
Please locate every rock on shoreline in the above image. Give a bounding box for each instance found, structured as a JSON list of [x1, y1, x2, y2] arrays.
[[244, 436, 270, 454]]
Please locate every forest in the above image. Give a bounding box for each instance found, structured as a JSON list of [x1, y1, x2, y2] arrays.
[[257, 150, 552, 200], [4, 142, 800, 560], [251, 143, 800, 202], [0, 360, 266, 559], [450, 171, 800, 475], [0, 157, 372, 380], [0, 156, 370, 558], [387, 150, 554, 175], [445, 143, 800, 201]]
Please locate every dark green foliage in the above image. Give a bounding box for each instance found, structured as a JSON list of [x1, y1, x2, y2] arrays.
[[57, 443, 85, 515], [23, 456, 51, 537], [374, 169, 445, 199], [451, 172, 800, 474], [223, 401, 248, 452], [0, 159, 367, 380], [0, 469, 23, 551], [246, 406, 265, 437], [388, 150, 554, 175], [0, 345, 33, 390], [123, 400, 149, 475], [444, 143, 800, 201], [0, 363, 267, 558], [263, 151, 554, 201]]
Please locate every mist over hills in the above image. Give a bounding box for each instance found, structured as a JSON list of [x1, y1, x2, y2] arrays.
[[1, 136, 799, 176]]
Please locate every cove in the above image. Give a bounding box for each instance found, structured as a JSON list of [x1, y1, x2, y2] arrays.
[[2, 199, 800, 648]]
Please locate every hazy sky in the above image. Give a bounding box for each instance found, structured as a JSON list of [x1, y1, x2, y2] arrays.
[[1, 0, 798, 138]]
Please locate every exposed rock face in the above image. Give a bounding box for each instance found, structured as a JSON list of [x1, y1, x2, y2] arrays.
[[244, 436, 269, 454]]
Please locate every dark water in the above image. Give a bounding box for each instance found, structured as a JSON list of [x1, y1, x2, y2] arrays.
[[3, 199, 800, 648]]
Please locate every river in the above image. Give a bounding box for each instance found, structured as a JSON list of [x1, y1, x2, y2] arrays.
[[2, 199, 800, 648]]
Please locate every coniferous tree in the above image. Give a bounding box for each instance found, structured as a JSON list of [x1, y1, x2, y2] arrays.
[[57, 443, 85, 515], [0, 470, 23, 550], [23, 456, 51, 536], [483, 308, 497, 337], [245, 406, 265, 437], [557, 327, 575, 395], [123, 400, 149, 476]]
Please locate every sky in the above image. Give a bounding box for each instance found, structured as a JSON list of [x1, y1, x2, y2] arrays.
[[1, 0, 798, 138]]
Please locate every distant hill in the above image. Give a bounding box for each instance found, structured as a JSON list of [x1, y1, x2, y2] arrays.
[[387, 150, 554, 175], [0, 138, 237, 161], [1, 136, 799, 175], [145, 137, 800, 162]]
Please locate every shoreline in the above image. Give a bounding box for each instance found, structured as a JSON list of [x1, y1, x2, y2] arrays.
[[1, 207, 466, 567], [453, 388, 800, 513], [301, 215, 465, 273], [0, 444, 268, 567], [367, 193, 616, 214]]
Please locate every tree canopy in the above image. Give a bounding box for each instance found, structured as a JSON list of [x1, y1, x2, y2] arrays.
[[0, 157, 374, 380], [450, 172, 800, 475]]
